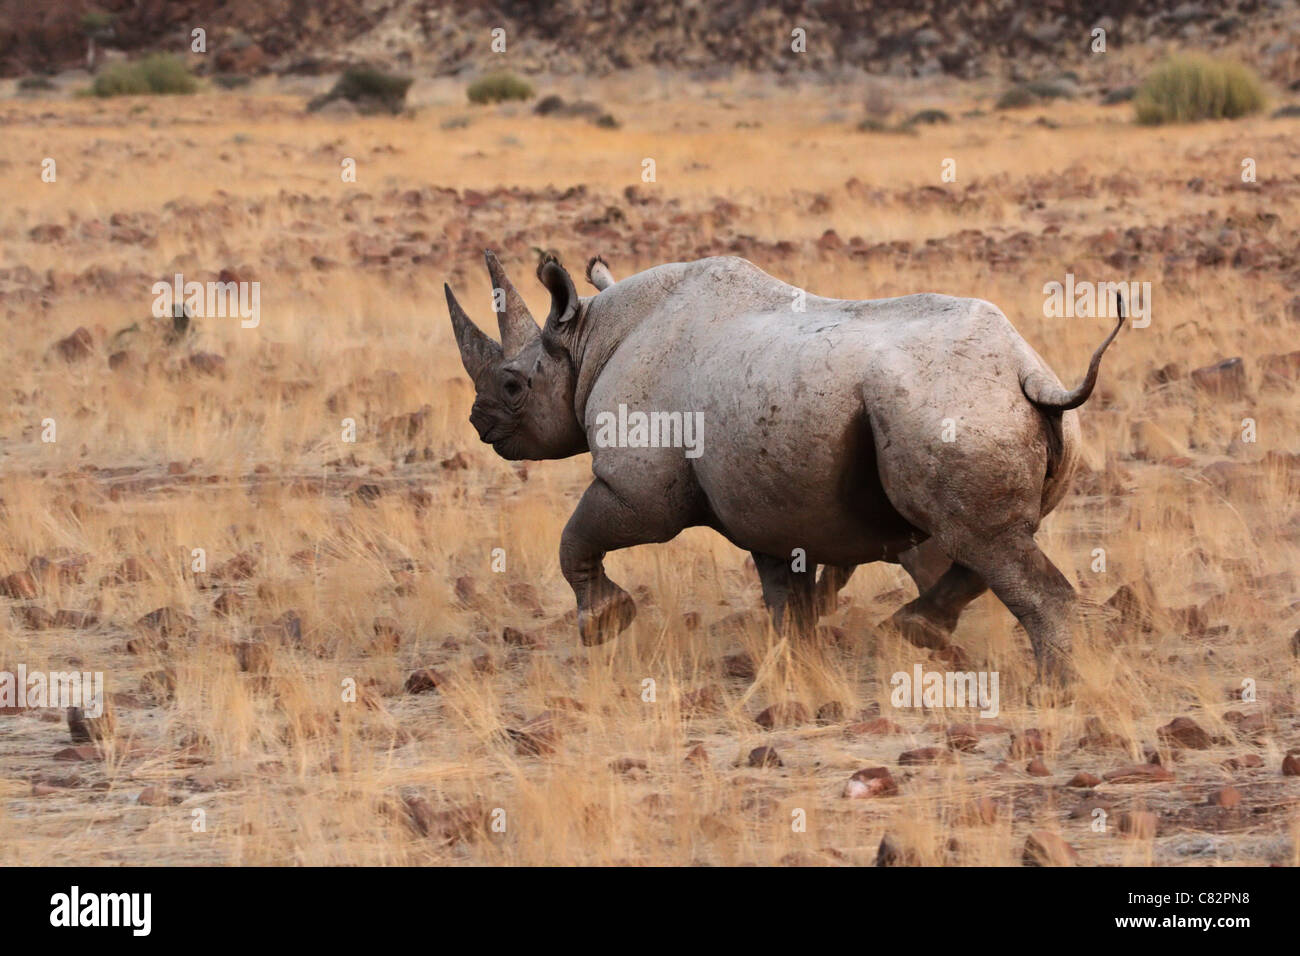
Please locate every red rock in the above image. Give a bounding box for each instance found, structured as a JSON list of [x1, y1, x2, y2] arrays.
[[212, 591, 243, 616], [53, 745, 101, 762], [846, 717, 902, 735], [15, 605, 55, 629], [1026, 757, 1051, 776], [1023, 830, 1078, 866], [1009, 728, 1045, 757], [681, 610, 701, 630], [1104, 763, 1175, 783], [1066, 772, 1102, 788], [233, 641, 273, 673], [404, 668, 445, 694], [816, 701, 846, 724], [135, 605, 194, 637], [754, 701, 810, 729], [502, 626, 542, 647], [684, 744, 709, 768], [1283, 753, 1300, 776], [137, 786, 178, 806], [843, 766, 898, 798], [53, 609, 97, 628], [962, 795, 998, 825], [610, 756, 648, 774], [899, 746, 947, 765], [1208, 786, 1242, 809], [1190, 357, 1247, 399], [53, 327, 94, 361], [372, 617, 402, 650], [471, 653, 496, 674], [1077, 716, 1126, 751], [747, 746, 783, 768], [1157, 715, 1212, 750], [1221, 754, 1264, 770], [1117, 810, 1158, 839], [0, 571, 39, 599], [721, 652, 756, 681], [681, 684, 724, 716]]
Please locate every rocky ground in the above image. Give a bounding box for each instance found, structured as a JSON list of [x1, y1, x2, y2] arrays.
[[0, 69, 1298, 865], [4, 0, 1300, 90]]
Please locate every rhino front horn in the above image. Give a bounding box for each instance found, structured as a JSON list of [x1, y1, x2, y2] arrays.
[[445, 283, 501, 381], [484, 250, 540, 357]]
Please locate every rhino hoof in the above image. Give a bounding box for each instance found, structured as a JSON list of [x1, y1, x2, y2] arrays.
[[578, 590, 636, 646], [885, 609, 950, 650]]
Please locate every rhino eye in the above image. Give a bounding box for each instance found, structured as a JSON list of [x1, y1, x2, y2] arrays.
[[503, 378, 524, 400]]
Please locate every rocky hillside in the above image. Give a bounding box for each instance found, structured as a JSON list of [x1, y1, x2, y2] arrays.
[[2, 0, 1298, 83]]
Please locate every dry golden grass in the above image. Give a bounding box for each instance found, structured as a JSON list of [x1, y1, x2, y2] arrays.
[[0, 80, 1297, 865]]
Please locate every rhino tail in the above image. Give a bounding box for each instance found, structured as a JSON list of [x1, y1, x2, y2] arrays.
[[1019, 294, 1125, 412]]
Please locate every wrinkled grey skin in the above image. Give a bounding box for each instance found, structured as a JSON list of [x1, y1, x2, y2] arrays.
[[446, 252, 1122, 684]]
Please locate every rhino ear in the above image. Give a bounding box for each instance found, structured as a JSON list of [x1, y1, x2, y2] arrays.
[[445, 283, 501, 381], [484, 249, 540, 357], [537, 255, 579, 326]]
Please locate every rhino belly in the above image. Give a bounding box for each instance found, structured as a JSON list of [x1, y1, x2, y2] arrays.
[[691, 401, 923, 565]]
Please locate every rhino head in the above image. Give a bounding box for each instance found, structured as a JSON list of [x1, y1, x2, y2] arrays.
[[445, 251, 588, 461]]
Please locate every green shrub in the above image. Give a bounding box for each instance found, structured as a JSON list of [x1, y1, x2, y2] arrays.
[[93, 54, 197, 97], [308, 65, 412, 115], [1134, 55, 1265, 125], [17, 75, 56, 91], [467, 71, 534, 105]]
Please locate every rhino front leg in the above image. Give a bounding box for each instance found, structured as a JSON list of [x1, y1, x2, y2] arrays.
[[560, 479, 679, 646]]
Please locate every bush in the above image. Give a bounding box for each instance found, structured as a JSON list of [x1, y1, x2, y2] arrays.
[[467, 71, 534, 105], [996, 77, 1076, 110], [17, 75, 56, 91], [308, 65, 412, 115], [93, 54, 197, 97], [1134, 55, 1265, 125]]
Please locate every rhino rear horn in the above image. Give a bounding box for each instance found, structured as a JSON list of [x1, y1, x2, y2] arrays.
[[585, 255, 615, 291], [484, 249, 540, 357], [537, 255, 579, 326], [445, 283, 501, 381]]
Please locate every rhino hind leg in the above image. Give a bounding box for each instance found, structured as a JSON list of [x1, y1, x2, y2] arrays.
[[885, 562, 988, 649], [952, 531, 1078, 684], [814, 563, 857, 617], [560, 478, 684, 646], [752, 553, 818, 636]]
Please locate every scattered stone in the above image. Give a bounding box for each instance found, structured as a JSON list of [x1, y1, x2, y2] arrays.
[[846, 717, 902, 735], [815, 701, 846, 724], [404, 668, 445, 694], [843, 766, 898, 799], [1158, 715, 1212, 750], [1115, 809, 1158, 839], [1190, 357, 1247, 399], [1207, 786, 1242, 809], [681, 684, 725, 716], [747, 746, 783, 768], [1026, 757, 1051, 776], [1066, 772, 1102, 788], [233, 641, 273, 673], [754, 701, 810, 729], [899, 746, 947, 765], [1104, 763, 1175, 783], [1023, 830, 1078, 866]]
